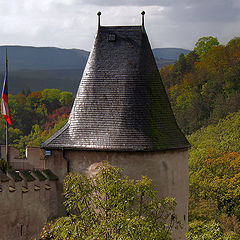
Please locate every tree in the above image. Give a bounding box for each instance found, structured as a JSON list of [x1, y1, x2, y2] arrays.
[[227, 37, 240, 54], [178, 53, 187, 74], [190, 151, 240, 218], [59, 91, 74, 106], [40, 163, 179, 240], [194, 36, 219, 59], [187, 111, 240, 238], [186, 220, 239, 240], [4, 89, 73, 148], [41, 89, 62, 112], [0, 158, 10, 173]]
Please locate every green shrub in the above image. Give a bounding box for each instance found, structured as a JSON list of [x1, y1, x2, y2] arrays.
[[186, 220, 240, 240], [0, 158, 10, 173], [40, 162, 180, 240]]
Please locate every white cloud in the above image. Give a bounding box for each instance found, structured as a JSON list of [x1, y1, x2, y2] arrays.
[[0, 0, 239, 50]]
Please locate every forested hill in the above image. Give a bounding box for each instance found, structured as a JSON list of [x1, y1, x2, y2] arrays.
[[160, 36, 240, 135], [153, 48, 190, 59], [159, 37, 240, 238], [0, 46, 89, 70], [0, 46, 189, 94], [0, 46, 89, 94]]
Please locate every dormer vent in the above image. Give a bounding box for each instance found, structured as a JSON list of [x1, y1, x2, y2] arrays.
[[108, 34, 116, 42]]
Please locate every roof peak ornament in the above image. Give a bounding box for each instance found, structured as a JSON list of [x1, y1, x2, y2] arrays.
[[141, 11, 145, 28], [97, 11, 101, 28]]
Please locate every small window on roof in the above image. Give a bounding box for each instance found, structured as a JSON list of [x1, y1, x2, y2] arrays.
[[108, 34, 116, 42]]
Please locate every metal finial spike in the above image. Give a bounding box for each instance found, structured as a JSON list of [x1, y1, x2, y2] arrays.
[[97, 11, 101, 28], [141, 11, 145, 27]]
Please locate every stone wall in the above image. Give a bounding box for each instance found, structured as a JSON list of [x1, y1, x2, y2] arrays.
[[0, 145, 45, 170], [0, 146, 188, 239], [46, 148, 189, 240], [0, 146, 59, 240]]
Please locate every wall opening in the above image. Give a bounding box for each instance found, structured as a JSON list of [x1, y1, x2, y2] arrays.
[[20, 224, 23, 236]]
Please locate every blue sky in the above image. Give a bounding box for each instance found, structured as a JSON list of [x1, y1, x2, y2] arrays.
[[0, 0, 239, 51]]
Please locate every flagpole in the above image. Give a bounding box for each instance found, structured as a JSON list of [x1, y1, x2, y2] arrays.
[[5, 49, 8, 163], [5, 120, 8, 162], [1, 47, 11, 163]]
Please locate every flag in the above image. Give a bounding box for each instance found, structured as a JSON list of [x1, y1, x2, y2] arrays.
[[1, 50, 12, 125]]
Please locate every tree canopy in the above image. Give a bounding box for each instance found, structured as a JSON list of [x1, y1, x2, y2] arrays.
[[187, 111, 240, 239], [0, 89, 73, 156], [160, 36, 240, 238], [193, 36, 219, 59], [40, 163, 179, 240], [160, 36, 240, 134]]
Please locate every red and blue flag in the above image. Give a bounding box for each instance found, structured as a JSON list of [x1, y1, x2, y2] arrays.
[[1, 54, 12, 125]]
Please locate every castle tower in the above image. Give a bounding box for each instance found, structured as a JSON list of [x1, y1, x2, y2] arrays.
[[42, 13, 190, 239]]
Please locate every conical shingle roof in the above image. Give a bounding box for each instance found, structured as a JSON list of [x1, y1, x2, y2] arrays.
[[42, 25, 190, 151]]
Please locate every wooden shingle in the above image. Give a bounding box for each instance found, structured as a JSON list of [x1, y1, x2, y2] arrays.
[[42, 26, 190, 151]]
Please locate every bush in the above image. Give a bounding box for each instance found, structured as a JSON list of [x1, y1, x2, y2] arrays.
[[186, 220, 240, 240], [40, 162, 180, 240], [0, 158, 10, 173]]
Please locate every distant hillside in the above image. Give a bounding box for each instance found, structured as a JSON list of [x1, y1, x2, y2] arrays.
[[0, 46, 89, 71], [152, 48, 190, 60], [0, 46, 190, 94], [0, 69, 82, 95], [152, 48, 191, 69]]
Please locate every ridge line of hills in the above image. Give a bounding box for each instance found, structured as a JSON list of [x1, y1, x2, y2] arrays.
[[0, 45, 190, 94]]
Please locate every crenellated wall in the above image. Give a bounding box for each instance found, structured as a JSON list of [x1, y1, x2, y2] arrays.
[[0, 146, 60, 240], [0, 145, 45, 170]]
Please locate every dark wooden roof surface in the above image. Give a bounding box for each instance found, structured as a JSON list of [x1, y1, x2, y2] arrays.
[[42, 25, 190, 151]]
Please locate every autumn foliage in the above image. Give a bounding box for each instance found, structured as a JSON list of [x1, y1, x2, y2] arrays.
[[160, 37, 240, 134], [188, 110, 240, 238], [160, 36, 240, 238], [0, 89, 73, 154], [190, 151, 240, 216]]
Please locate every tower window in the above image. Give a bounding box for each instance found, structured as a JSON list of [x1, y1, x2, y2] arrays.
[[45, 150, 51, 156]]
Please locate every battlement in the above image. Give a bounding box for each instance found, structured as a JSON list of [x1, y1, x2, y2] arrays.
[[0, 145, 46, 170], [0, 168, 58, 193], [0, 146, 60, 240], [0, 168, 59, 239]]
